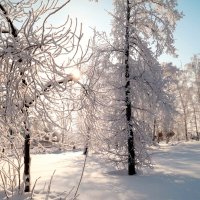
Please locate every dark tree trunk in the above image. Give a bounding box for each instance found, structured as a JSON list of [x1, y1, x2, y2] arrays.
[[125, 0, 136, 175], [24, 133, 31, 192], [23, 107, 31, 192], [0, 4, 31, 191], [152, 118, 157, 142]]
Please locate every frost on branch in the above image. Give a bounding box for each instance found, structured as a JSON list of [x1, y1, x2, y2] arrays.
[[88, 0, 182, 172], [0, 0, 90, 193], [0, 0, 89, 128]]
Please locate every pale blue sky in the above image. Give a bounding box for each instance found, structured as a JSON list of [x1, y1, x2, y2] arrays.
[[55, 0, 200, 68], [159, 0, 200, 68]]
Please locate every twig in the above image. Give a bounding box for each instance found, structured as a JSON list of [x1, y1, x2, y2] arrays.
[[73, 153, 88, 199], [0, 171, 9, 199], [45, 170, 56, 200], [30, 176, 41, 200]]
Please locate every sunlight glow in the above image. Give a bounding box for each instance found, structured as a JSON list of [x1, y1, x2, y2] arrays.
[[71, 69, 81, 81]]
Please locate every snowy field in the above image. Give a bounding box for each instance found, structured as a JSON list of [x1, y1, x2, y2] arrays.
[[1, 141, 200, 200]]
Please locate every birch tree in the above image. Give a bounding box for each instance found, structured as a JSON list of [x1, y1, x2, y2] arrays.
[[186, 55, 200, 140], [154, 62, 179, 142], [173, 68, 198, 141], [189, 55, 200, 103], [0, 0, 89, 192], [91, 0, 182, 174]]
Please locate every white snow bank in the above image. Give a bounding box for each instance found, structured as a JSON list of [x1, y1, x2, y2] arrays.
[[0, 141, 200, 200]]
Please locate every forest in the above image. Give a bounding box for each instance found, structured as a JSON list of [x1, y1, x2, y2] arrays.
[[0, 0, 199, 199]]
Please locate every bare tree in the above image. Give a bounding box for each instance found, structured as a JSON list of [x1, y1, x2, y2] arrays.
[[186, 55, 200, 140], [0, 0, 90, 192], [175, 70, 191, 141]]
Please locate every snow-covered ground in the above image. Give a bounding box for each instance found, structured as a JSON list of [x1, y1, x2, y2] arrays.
[[1, 141, 200, 200]]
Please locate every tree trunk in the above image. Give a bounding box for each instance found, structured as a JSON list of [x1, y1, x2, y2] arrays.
[[193, 106, 199, 140], [24, 133, 31, 192], [178, 87, 188, 141], [152, 118, 157, 142], [23, 108, 31, 192], [183, 115, 188, 141], [125, 0, 136, 175]]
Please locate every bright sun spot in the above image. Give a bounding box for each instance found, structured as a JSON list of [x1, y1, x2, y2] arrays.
[[71, 69, 81, 81]]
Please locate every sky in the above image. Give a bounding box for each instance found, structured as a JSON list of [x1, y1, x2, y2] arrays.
[[54, 0, 200, 69], [159, 0, 200, 68]]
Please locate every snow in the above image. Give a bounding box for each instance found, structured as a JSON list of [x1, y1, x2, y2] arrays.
[[1, 141, 200, 200]]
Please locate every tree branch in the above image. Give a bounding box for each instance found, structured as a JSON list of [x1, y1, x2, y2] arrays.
[[0, 4, 18, 37]]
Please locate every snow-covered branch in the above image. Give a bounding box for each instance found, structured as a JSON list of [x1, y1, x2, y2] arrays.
[[0, 0, 91, 193]]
